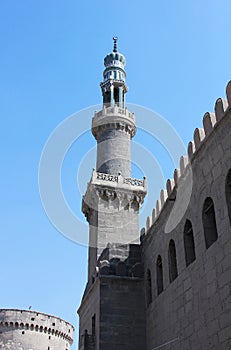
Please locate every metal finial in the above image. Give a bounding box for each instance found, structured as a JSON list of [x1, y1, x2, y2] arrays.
[[113, 37, 118, 52]]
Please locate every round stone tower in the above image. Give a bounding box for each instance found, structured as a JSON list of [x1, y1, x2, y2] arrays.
[[0, 309, 74, 350]]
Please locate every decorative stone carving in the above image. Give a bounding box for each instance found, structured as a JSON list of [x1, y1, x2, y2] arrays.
[[96, 172, 118, 182], [123, 177, 145, 186], [82, 180, 146, 220], [92, 119, 136, 138], [94, 106, 135, 121]]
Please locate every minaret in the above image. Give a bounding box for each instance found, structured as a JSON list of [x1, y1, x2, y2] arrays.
[[79, 40, 147, 350], [82, 38, 146, 279], [95, 36, 132, 177]]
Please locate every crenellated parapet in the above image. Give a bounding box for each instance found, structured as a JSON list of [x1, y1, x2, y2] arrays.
[[141, 80, 231, 237]]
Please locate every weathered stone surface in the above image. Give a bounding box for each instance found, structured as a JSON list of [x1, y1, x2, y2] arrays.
[[100, 265, 110, 275], [115, 261, 127, 276], [142, 109, 231, 350], [0, 309, 74, 350], [130, 262, 143, 278], [99, 276, 146, 350]]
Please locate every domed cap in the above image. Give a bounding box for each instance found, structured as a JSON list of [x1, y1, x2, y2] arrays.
[[104, 37, 126, 69]]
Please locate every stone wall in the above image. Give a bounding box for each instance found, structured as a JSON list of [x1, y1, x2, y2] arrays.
[[0, 309, 74, 350], [78, 275, 146, 350], [78, 279, 100, 350], [78, 243, 145, 350], [99, 276, 146, 350], [141, 82, 231, 350]]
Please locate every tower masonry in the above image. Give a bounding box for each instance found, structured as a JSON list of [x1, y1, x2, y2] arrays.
[[95, 36, 131, 177], [79, 39, 147, 350], [0, 309, 74, 350], [82, 37, 147, 281]]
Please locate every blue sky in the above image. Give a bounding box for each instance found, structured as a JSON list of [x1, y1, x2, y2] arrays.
[[1, 0, 230, 347]]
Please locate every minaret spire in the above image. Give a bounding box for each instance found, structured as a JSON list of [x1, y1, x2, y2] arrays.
[[113, 36, 118, 52]]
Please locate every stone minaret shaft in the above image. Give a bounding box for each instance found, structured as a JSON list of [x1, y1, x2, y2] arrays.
[[82, 38, 146, 281], [93, 37, 132, 177]]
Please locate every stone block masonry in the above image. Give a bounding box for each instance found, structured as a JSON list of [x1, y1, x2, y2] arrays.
[[142, 83, 231, 350], [0, 309, 74, 350]]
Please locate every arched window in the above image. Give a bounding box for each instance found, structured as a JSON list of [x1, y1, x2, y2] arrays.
[[92, 314, 96, 337], [225, 169, 231, 225], [146, 269, 152, 305], [156, 255, 164, 295], [184, 220, 196, 266], [202, 197, 218, 249], [168, 240, 178, 282]]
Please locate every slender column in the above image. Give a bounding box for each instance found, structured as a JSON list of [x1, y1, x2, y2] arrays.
[[110, 85, 114, 106], [119, 86, 123, 108]]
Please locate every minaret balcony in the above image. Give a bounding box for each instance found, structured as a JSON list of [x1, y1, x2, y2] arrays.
[[94, 105, 134, 121], [91, 168, 146, 191], [82, 169, 147, 220], [92, 105, 136, 138], [83, 169, 147, 205]]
